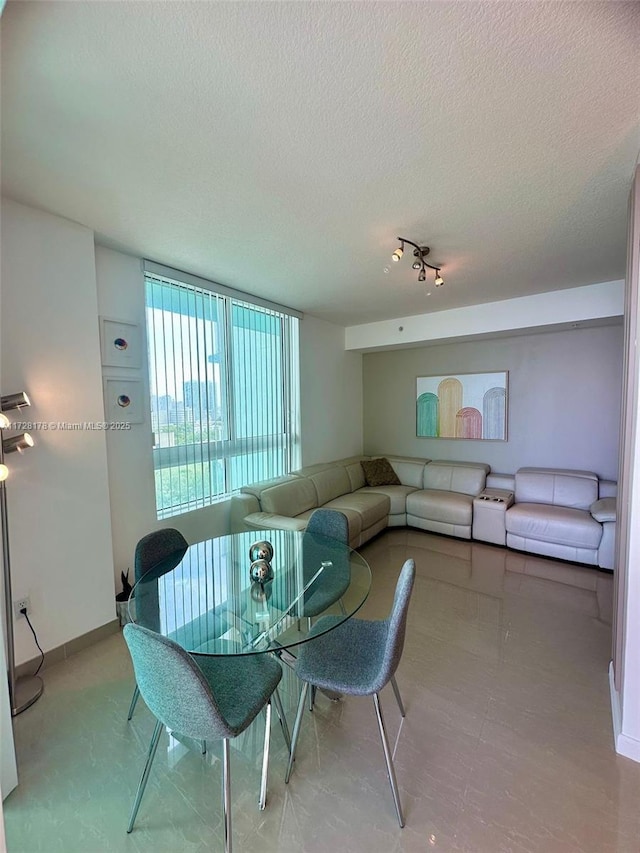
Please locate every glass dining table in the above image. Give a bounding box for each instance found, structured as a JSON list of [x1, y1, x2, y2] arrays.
[[128, 528, 371, 659]]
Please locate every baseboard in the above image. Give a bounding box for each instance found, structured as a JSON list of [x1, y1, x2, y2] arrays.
[[609, 660, 640, 763], [15, 619, 120, 679], [616, 732, 640, 762], [609, 661, 622, 743]]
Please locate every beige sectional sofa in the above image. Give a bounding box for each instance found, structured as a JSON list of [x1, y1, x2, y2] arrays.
[[231, 455, 490, 548], [230, 455, 617, 571]]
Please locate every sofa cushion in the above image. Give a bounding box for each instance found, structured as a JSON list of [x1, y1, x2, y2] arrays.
[[506, 503, 603, 549], [361, 457, 401, 487], [317, 503, 363, 543], [241, 475, 299, 501], [325, 491, 390, 530], [294, 456, 367, 477], [514, 468, 598, 510], [260, 477, 318, 517], [345, 461, 366, 491], [308, 466, 352, 505], [387, 458, 427, 489], [423, 462, 486, 496], [406, 489, 474, 526], [358, 485, 418, 515], [244, 512, 308, 532]]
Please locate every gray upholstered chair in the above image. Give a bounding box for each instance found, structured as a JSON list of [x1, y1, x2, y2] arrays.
[[299, 509, 351, 711], [302, 509, 350, 617], [123, 623, 287, 852], [285, 558, 416, 828], [306, 507, 350, 542], [127, 527, 189, 721]]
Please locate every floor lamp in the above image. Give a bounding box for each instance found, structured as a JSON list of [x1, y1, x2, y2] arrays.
[[0, 391, 40, 716]]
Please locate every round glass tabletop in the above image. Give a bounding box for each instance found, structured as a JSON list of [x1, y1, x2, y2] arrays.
[[129, 529, 371, 656]]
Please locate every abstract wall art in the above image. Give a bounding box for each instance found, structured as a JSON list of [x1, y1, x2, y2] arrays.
[[100, 317, 142, 368], [416, 372, 508, 440], [103, 378, 144, 424]]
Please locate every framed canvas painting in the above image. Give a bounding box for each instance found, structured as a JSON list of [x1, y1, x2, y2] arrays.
[[416, 371, 508, 440], [100, 317, 142, 368], [104, 378, 144, 424]]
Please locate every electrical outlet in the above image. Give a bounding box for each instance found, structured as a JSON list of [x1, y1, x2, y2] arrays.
[[13, 597, 30, 618]]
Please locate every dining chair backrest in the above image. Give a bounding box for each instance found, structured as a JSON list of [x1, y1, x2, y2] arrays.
[[301, 510, 351, 616], [306, 509, 349, 543], [135, 528, 188, 581], [123, 623, 235, 741], [371, 559, 415, 693]]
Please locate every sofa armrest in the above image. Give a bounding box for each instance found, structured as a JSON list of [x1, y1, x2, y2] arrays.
[[244, 511, 308, 532], [598, 480, 618, 499], [590, 497, 616, 523], [230, 494, 260, 532]]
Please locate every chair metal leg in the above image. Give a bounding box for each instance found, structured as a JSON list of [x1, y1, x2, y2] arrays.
[[222, 738, 232, 853], [127, 684, 140, 721], [271, 686, 291, 752], [201, 740, 207, 755], [285, 681, 308, 784], [259, 701, 272, 810], [390, 676, 406, 717], [127, 719, 163, 833], [308, 682, 317, 712], [373, 693, 405, 828]]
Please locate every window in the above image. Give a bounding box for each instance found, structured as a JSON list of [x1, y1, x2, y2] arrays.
[[144, 264, 300, 519]]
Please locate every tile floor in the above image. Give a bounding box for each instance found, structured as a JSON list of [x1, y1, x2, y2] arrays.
[[5, 530, 640, 853]]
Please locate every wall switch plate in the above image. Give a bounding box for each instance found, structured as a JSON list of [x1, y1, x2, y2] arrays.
[[13, 597, 30, 618]]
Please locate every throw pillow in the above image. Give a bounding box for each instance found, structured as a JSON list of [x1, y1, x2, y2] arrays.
[[361, 457, 401, 487]]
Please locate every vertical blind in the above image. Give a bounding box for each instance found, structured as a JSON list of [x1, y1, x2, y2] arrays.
[[145, 269, 300, 519]]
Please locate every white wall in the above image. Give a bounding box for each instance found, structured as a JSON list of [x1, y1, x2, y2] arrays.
[[363, 324, 623, 480], [95, 248, 364, 585], [0, 200, 115, 664], [299, 315, 363, 467]]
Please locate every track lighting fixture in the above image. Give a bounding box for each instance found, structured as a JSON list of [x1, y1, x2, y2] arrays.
[[391, 237, 445, 289], [391, 241, 404, 262]]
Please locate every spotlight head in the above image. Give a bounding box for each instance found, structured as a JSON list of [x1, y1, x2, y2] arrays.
[[0, 464, 8, 482], [0, 414, 11, 430], [1, 392, 31, 412], [418, 268, 426, 283], [391, 247, 403, 262], [412, 261, 421, 270], [3, 432, 34, 454], [434, 271, 444, 287]]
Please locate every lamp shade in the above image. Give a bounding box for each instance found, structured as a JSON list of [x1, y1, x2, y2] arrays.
[[2, 433, 34, 454], [1, 392, 31, 412]]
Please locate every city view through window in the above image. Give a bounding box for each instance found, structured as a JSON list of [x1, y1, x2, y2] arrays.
[[146, 275, 299, 518]]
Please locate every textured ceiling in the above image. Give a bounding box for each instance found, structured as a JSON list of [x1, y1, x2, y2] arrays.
[[1, 1, 639, 326]]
